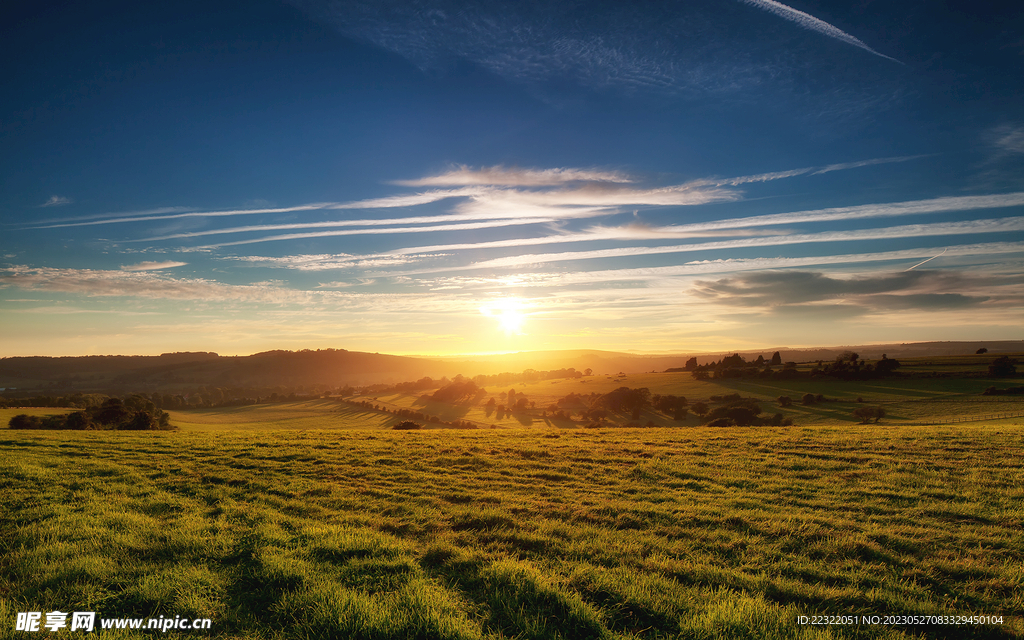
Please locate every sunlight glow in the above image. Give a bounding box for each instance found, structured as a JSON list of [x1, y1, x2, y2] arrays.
[[480, 297, 526, 335]]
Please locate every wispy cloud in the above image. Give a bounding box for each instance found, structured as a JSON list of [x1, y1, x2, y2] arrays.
[[992, 124, 1024, 154], [120, 261, 188, 271], [690, 268, 1019, 312], [0, 265, 296, 302], [417, 242, 1024, 290], [810, 155, 926, 175], [399, 217, 1024, 274], [232, 253, 428, 271], [33, 206, 192, 226], [34, 159, 923, 243], [377, 193, 1024, 258], [203, 218, 559, 248], [40, 196, 72, 207], [30, 204, 335, 229], [393, 166, 634, 187], [737, 0, 902, 64]]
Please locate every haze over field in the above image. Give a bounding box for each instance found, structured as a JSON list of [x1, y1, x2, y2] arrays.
[[2, 1, 1022, 357]]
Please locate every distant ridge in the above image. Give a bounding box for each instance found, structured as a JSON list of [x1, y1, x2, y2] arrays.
[[1, 341, 1020, 394]]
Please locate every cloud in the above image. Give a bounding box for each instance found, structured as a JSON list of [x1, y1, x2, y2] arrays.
[[0, 265, 300, 303], [329, 188, 485, 209], [35, 206, 192, 226], [810, 155, 927, 175], [41, 196, 72, 207], [399, 217, 1024, 274], [393, 166, 634, 187], [231, 253, 426, 271], [737, 0, 902, 64], [203, 217, 560, 248], [991, 124, 1024, 155], [120, 261, 187, 271], [690, 269, 996, 311], [35, 159, 925, 246], [415, 242, 1024, 290], [30, 204, 336, 229]]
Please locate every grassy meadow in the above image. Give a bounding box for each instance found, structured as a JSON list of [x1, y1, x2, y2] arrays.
[[2, 360, 1023, 638], [352, 368, 1024, 429]]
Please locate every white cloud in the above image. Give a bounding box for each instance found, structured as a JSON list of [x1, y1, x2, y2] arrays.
[[41, 196, 72, 207], [397, 217, 1024, 274], [392, 165, 634, 187], [230, 253, 427, 271], [31, 204, 336, 229], [416, 242, 1024, 290], [378, 193, 1024, 257], [738, 0, 901, 63], [204, 217, 560, 248], [992, 124, 1024, 154], [120, 261, 187, 271]]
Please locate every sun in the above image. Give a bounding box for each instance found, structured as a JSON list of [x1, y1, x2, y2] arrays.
[[481, 298, 526, 335]]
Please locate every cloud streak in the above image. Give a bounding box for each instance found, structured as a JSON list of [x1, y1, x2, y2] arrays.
[[398, 217, 1024, 274], [738, 0, 902, 64], [690, 268, 1018, 312], [41, 196, 72, 207], [120, 261, 188, 271], [393, 166, 633, 187], [417, 242, 1024, 290]]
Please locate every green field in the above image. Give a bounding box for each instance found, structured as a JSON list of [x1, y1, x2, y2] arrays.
[[2, 365, 1023, 639], [2, 420, 1023, 639], [350, 369, 1024, 429]]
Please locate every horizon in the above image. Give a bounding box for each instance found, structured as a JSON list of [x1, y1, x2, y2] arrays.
[[4, 338, 1023, 361], [2, 1, 1022, 356]]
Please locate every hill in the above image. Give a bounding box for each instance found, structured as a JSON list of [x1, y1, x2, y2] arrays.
[[1, 341, 1021, 395]]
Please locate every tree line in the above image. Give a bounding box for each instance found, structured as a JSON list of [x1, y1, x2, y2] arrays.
[[8, 397, 173, 431]]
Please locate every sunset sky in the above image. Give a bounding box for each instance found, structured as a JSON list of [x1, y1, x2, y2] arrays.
[[2, 0, 1022, 356]]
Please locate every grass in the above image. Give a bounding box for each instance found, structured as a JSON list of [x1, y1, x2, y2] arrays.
[[352, 369, 1024, 429], [2, 422, 1022, 639]]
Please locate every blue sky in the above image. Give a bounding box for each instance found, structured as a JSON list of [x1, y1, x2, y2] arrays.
[[1, 0, 1022, 356]]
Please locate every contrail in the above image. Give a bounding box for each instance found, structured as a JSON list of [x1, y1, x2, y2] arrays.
[[738, 0, 903, 64], [904, 248, 947, 271]]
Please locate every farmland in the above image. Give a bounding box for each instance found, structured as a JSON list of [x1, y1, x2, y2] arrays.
[[1, 359, 1023, 639]]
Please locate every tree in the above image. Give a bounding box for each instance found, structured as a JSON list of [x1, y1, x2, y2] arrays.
[[8, 414, 43, 429], [989, 356, 1017, 377], [770, 351, 782, 365], [584, 368, 593, 376], [691, 401, 709, 418], [65, 411, 93, 430], [852, 406, 886, 423], [976, 348, 988, 354], [875, 355, 901, 375], [777, 396, 792, 407], [684, 357, 698, 371]]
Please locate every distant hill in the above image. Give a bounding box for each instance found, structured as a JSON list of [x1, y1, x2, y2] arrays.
[[1, 341, 1020, 394], [0, 349, 454, 393], [431, 341, 1024, 373]]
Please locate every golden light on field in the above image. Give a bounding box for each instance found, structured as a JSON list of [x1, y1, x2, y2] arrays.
[[480, 297, 526, 335]]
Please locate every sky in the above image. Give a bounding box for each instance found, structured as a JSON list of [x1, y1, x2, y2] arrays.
[[1, 0, 1023, 357]]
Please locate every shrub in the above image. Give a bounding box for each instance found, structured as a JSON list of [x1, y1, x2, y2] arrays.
[[852, 406, 886, 423], [801, 393, 816, 405], [988, 356, 1017, 377], [393, 421, 422, 430]]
